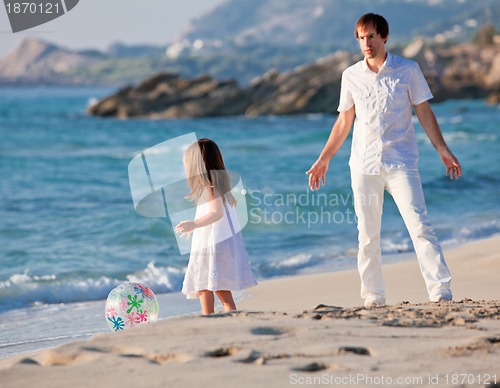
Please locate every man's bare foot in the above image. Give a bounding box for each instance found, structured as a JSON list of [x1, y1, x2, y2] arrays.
[[364, 301, 385, 309]]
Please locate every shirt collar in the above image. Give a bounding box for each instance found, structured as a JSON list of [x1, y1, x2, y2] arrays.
[[361, 51, 393, 73], [384, 52, 395, 69]]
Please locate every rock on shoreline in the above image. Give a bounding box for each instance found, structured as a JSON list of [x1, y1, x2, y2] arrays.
[[87, 73, 249, 118], [88, 43, 500, 119]]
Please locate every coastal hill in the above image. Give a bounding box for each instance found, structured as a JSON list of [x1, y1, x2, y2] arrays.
[[176, 0, 499, 49], [0, 0, 498, 86], [88, 39, 500, 118], [0, 38, 161, 86], [0, 38, 103, 85]]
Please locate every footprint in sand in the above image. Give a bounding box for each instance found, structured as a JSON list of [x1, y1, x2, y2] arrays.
[[19, 349, 100, 367], [203, 347, 239, 358], [338, 346, 371, 356], [292, 362, 328, 372], [250, 326, 290, 336]]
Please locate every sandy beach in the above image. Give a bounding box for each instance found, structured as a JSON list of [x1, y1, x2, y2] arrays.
[[0, 237, 498, 387]]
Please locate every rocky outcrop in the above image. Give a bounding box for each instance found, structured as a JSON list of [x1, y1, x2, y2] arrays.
[[88, 73, 250, 118], [243, 52, 354, 116], [88, 51, 358, 118], [88, 42, 500, 118], [404, 40, 500, 102]]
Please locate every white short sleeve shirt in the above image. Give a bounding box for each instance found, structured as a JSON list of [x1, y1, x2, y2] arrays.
[[338, 52, 433, 175]]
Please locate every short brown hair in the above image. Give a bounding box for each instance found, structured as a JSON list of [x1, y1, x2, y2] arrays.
[[355, 13, 389, 41]]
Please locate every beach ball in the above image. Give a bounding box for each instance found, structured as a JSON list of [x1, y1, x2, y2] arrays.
[[105, 282, 159, 331]]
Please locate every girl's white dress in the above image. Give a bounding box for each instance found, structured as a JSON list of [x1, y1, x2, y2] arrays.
[[182, 198, 257, 299]]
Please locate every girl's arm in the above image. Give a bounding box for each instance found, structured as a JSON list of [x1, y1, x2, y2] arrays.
[[175, 189, 224, 239]]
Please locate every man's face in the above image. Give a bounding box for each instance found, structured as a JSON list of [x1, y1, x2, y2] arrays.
[[356, 24, 386, 60]]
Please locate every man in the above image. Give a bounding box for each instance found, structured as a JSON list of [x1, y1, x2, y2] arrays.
[[306, 13, 462, 308]]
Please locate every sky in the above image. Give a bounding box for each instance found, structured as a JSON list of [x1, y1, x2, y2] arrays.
[[0, 0, 225, 58]]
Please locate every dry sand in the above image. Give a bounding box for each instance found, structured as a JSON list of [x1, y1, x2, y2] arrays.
[[1, 237, 499, 387]]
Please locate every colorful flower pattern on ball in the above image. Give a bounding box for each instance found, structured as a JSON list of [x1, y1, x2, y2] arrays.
[[105, 282, 159, 331], [108, 316, 125, 331]]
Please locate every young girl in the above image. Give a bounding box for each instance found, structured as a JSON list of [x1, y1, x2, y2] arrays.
[[175, 138, 257, 314]]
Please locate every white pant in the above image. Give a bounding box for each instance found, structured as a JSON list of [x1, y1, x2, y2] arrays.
[[351, 167, 452, 303]]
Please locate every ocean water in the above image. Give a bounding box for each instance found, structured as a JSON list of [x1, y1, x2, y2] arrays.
[[0, 86, 499, 358]]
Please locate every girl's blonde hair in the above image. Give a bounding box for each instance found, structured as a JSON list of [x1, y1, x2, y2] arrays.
[[184, 138, 237, 206]]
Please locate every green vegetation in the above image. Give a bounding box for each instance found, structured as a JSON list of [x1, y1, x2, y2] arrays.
[[64, 56, 168, 84], [65, 43, 343, 87]]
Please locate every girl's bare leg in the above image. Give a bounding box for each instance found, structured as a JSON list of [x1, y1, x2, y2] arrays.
[[199, 290, 215, 315], [215, 290, 237, 311]]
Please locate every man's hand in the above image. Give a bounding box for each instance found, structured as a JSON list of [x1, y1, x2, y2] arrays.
[[306, 158, 329, 191], [305, 107, 354, 191], [439, 148, 462, 180], [414, 102, 462, 180]]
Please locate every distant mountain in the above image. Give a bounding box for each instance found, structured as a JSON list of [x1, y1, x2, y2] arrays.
[[0, 37, 101, 84], [0, 37, 333, 86], [176, 0, 499, 49], [0, 38, 170, 86], [1, 0, 499, 86]]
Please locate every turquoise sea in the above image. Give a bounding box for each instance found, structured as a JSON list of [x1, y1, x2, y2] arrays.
[[0, 86, 499, 357]]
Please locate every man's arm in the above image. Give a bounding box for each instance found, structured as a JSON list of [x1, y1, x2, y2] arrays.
[[306, 106, 355, 190], [414, 101, 462, 180]]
